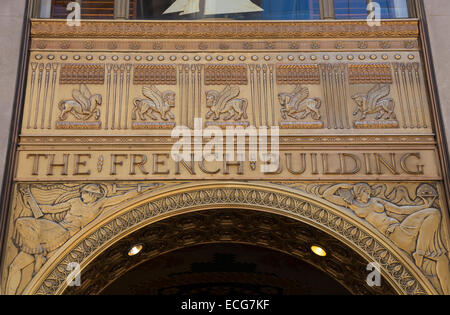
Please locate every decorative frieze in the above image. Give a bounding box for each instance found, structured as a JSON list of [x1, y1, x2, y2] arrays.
[[2, 16, 449, 299], [21, 53, 429, 133], [32, 39, 420, 52], [133, 65, 177, 85], [348, 64, 392, 84], [30, 20, 420, 39], [276, 65, 320, 85], [59, 64, 105, 85], [204, 65, 247, 85]]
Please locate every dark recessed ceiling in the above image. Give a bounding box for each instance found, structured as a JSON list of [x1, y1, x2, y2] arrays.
[[64, 209, 397, 295], [101, 243, 351, 295]]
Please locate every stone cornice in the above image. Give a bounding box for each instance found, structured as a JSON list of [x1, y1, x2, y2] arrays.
[[31, 19, 419, 39]]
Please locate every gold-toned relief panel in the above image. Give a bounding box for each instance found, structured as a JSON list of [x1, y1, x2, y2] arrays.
[[21, 51, 432, 136], [2, 20, 448, 296], [1, 181, 449, 295]]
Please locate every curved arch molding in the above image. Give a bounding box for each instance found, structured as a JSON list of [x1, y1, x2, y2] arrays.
[[2, 181, 448, 295]]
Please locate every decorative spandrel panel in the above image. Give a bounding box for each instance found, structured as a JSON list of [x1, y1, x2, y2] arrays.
[[1, 20, 449, 295]]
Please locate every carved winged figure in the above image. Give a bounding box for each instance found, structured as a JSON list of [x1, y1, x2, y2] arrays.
[[352, 84, 396, 121], [322, 183, 449, 295], [58, 84, 102, 121], [132, 86, 175, 121], [5, 183, 158, 295], [279, 85, 321, 120], [205, 85, 248, 121]]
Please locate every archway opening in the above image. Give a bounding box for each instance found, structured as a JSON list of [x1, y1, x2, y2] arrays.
[[101, 243, 350, 295], [63, 208, 397, 295]]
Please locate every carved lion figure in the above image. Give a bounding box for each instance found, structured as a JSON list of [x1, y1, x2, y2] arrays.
[[205, 85, 248, 121], [58, 84, 102, 121], [279, 85, 321, 120], [352, 84, 396, 121], [132, 86, 175, 121]]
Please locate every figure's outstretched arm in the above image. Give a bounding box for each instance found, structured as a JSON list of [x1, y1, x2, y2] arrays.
[[322, 184, 354, 207], [101, 190, 141, 209], [378, 198, 433, 215], [40, 202, 71, 214]]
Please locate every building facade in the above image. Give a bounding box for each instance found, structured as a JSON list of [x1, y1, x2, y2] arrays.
[[0, 0, 449, 295]]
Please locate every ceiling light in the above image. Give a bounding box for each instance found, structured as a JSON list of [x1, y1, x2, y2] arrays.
[[311, 245, 327, 257], [128, 244, 143, 256]]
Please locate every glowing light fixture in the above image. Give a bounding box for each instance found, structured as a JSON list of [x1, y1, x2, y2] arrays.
[[128, 244, 143, 256], [311, 245, 327, 257]]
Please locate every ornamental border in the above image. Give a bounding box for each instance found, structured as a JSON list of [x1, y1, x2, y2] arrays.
[[26, 183, 433, 295], [31, 20, 419, 40]]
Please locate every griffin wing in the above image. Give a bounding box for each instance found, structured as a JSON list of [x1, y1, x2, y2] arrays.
[[366, 84, 390, 109], [72, 85, 91, 111], [290, 85, 309, 107], [80, 84, 92, 99], [216, 85, 240, 110], [142, 86, 164, 106]]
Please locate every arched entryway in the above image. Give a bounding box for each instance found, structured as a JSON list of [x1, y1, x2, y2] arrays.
[[63, 208, 396, 295], [22, 182, 436, 295], [99, 243, 352, 295]]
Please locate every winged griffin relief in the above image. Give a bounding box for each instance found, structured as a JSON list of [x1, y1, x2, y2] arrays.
[[132, 86, 176, 121], [131, 86, 176, 129], [352, 84, 398, 128], [205, 85, 248, 121], [58, 84, 102, 122], [279, 85, 321, 120], [56, 84, 102, 129], [4, 183, 162, 295], [291, 182, 449, 294], [278, 85, 323, 129]]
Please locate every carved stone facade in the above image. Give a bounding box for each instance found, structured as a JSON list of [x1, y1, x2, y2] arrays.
[[0, 19, 449, 295]]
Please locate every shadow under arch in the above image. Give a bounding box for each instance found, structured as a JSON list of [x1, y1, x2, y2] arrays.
[[22, 181, 437, 295], [64, 208, 395, 295]]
